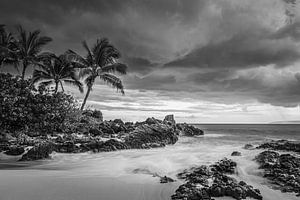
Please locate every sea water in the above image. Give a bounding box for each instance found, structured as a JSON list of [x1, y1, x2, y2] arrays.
[[0, 124, 299, 200]]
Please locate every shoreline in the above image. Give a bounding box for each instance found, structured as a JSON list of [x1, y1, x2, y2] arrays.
[[1, 123, 300, 199]]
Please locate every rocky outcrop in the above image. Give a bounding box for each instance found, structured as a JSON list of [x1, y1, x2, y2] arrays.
[[124, 122, 178, 149], [255, 150, 300, 196], [171, 158, 262, 200], [1, 114, 206, 161], [176, 123, 204, 136], [257, 140, 300, 153]]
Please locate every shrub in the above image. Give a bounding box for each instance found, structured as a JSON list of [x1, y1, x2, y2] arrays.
[[0, 73, 79, 133]]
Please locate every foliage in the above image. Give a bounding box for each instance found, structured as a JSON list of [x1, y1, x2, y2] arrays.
[[16, 25, 52, 79], [32, 52, 83, 93], [66, 38, 127, 110], [0, 25, 18, 67], [0, 73, 79, 133]]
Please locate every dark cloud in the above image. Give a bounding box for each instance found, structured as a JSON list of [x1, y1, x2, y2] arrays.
[[1, 0, 300, 112], [121, 57, 158, 75], [125, 74, 176, 90], [165, 32, 300, 69]]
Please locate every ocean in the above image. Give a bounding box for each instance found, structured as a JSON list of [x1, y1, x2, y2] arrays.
[[0, 124, 299, 200]]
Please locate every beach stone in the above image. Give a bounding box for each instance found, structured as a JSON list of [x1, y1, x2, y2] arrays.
[[231, 151, 241, 156]]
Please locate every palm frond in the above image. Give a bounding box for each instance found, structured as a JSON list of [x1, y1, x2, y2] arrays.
[[40, 80, 54, 87], [79, 67, 93, 78], [99, 73, 124, 94], [100, 63, 127, 75], [64, 79, 84, 93], [65, 49, 89, 68], [82, 40, 94, 63], [84, 75, 95, 89]]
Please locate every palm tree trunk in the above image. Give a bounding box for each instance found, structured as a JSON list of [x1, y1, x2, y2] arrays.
[[54, 82, 59, 93], [81, 86, 91, 110], [60, 81, 64, 92], [21, 62, 27, 80]]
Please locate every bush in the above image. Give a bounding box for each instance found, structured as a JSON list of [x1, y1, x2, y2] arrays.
[[0, 73, 79, 133]]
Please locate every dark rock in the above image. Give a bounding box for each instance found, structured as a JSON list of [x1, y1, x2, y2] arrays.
[[4, 146, 25, 156], [160, 176, 175, 183], [113, 119, 124, 125], [177, 123, 204, 136], [243, 144, 254, 149], [19, 142, 54, 161], [163, 114, 176, 126], [87, 139, 129, 152], [98, 122, 115, 135], [91, 110, 103, 120], [231, 151, 241, 156], [89, 128, 103, 136], [124, 123, 178, 149], [257, 140, 300, 153], [145, 117, 161, 125], [255, 150, 300, 196], [172, 158, 261, 200], [82, 109, 103, 121]]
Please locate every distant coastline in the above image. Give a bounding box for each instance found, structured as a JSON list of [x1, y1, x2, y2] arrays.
[[269, 121, 300, 124]]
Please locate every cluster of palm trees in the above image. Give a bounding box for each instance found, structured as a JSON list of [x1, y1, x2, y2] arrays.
[[0, 24, 127, 110]]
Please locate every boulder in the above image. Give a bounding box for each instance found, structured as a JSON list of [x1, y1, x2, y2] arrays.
[[177, 123, 204, 136], [231, 151, 241, 156], [160, 176, 175, 183], [19, 142, 54, 161], [4, 146, 25, 156], [243, 144, 254, 149], [124, 122, 178, 149], [89, 128, 103, 136], [163, 114, 176, 126]]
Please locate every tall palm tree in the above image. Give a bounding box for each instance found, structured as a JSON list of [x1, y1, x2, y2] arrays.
[[16, 25, 52, 79], [67, 38, 127, 110], [0, 25, 18, 68], [32, 53, 84, 93]]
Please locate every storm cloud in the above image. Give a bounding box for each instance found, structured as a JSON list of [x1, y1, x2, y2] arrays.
[[1, 0, 300, 122]]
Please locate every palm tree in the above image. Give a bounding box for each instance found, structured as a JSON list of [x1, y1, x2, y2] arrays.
[[32, 53, 84, 93], [0, 25, 18, 68], [67, 38, 127, 110], [16, 25, 52, 79]]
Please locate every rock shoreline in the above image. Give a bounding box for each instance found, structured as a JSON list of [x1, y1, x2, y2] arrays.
[[254, 140, 300, 197], [171, 158, 263, 200], [0, 114, 204, 161]]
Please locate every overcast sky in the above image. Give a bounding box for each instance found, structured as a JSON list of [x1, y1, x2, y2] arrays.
[[1, 0, 300, 123]]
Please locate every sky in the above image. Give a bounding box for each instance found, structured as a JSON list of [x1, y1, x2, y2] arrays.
[[1, 0, 300, 123]]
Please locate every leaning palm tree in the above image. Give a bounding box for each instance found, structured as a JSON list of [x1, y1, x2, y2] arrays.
[[16, 25, 52, 79], [0, 25, 18, 68], [67, 38, 127, 110], [32, 53, 84, 93]]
